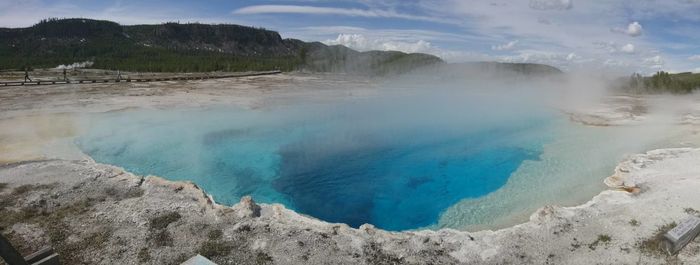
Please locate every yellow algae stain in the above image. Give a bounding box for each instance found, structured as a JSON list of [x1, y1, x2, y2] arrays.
[[0, 114, 79, 164]]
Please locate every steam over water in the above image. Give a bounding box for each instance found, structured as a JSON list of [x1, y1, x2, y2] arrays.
[[76, 74, 687, 231]]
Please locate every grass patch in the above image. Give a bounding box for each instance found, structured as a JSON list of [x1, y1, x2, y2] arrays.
[[208, 229, 223, 240], [638, 222, 677, 256], [12, 185, 36, 195], [363, 241, 404, 265], [11, 184, 54, 196], [2, 198, 106, 264], [125, 188, 145, 198], [146, 211, 181, 247], [588, 234, 612, 250], [0, 208, 38, 231], [104, 186, 144, 200], [1, 184, 56, 212], [148, 229, 174, 247], [255, 252, 274, 265], [38, 199, 105, 264], [0, 184, 110, 265], [0, 198, 92, 231], [76, 228, 113, 249], [149, 211, 181, 230], [55, 227, 113, 264], [197, 240, 233, 259], [0, 197, 11, 209], [138, 247, 151, 263], [684, 208, 699, 216], [197, 228, 236, 260]]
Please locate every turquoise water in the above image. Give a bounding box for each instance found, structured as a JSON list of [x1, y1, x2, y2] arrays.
[[77, 95, 554, 231]]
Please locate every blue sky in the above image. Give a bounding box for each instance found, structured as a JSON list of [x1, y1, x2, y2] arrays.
[[2, 0, 699, 73]]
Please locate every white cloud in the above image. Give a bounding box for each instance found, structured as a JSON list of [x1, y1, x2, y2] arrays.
[[499, 50, 571, 65], [603, 59, 629, 68], [286, 26, 500, 62], [296, 26, 494, 44], [0, 0, 237, 27], [593, 41, 618, 53], [382, 40, 433, 54], [592, 41, 635, 54], [325, 34, 371, 50], [689, 55, 700, 61], [417, 0, 700, 72], [611, 22, 643, 37], [437, 51, 496, 62], [626, 21, 643, 37], [566, 53, 581, 61], [324, 33, 434, 54], [233, 5, 453, 24], [491, 40, 518, 51], [528, 0, 573, 10], [642, 55, 664, 67], [620, 43, 635, 54], [321, 33, 501, 63]]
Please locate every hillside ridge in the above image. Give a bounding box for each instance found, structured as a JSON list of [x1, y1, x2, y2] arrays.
[[0, 18, 442, 74]]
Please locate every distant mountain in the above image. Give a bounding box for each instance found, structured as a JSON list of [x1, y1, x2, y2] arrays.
[[0, 18, 443, 74], [402, 61, 564, 81], [451, 62, 563, 76]]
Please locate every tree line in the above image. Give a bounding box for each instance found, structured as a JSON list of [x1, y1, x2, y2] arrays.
[[622, 71, 700, 94]]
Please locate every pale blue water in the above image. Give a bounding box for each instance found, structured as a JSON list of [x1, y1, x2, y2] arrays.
[[77, 96, 554, 231]]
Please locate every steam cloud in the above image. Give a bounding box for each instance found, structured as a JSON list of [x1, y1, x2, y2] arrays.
[[55, 61, 94, 69]]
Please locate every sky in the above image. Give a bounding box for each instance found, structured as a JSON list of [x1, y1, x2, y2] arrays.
[[1, 0, 699, 74]]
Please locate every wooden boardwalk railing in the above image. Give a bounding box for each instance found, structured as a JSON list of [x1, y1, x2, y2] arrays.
[[0, 70, 282, 87]]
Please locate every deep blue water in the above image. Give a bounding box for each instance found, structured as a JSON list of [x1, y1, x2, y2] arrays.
[[77, 98, 551, 231]]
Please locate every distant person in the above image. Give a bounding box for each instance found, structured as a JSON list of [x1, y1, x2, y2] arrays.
[[117, 70, 122, 81], [24, 69, 31, 82], [63, 68, 67, 81]]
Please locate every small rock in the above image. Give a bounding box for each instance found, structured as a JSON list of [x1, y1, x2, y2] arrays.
[[272, 204, 285, 218], [233, 196, 261, 218], [621, 186, 641, 194], [359, 224, 375, 235]]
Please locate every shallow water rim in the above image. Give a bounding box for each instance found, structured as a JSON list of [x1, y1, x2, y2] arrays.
[[77, 150, 628, 235]]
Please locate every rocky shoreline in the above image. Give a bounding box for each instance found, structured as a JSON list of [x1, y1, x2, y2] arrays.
[[1, 148, 699, 264]]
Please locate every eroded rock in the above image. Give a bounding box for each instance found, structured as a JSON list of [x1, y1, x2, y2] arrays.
[[233, 195, 261, 218]]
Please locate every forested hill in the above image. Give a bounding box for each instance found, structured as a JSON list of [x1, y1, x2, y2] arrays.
[[0, 18, 443, 74]]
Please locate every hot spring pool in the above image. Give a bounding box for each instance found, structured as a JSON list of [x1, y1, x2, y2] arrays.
[[76, 91, 677, 231], [76, 90, 561, 231]]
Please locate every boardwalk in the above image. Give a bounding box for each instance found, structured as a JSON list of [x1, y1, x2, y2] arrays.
[[0, 70, 282, 87]]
